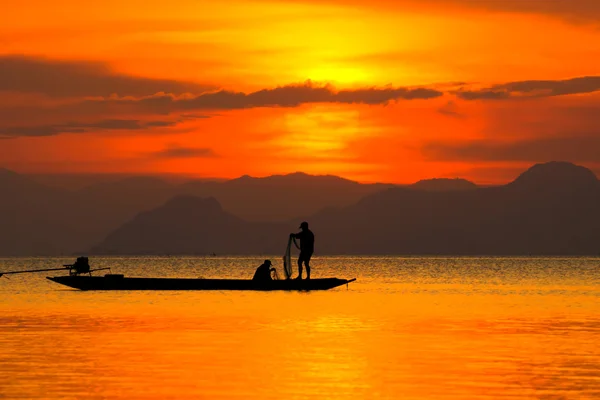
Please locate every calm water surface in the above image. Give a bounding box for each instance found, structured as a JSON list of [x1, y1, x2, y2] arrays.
[[1, 256, 599, 399]]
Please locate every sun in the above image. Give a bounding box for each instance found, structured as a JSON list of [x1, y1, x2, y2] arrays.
[[303, 65, 374, 86]]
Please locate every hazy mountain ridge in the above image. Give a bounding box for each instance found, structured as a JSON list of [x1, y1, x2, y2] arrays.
[[0, 170, 99, 255], [0, 170, 395, 255], [310, 162, 600, 255], [3, 162, 599, 256], [91, 196, 287, 255], [178, 172, 395, 222], [92, 162, 600, 256]]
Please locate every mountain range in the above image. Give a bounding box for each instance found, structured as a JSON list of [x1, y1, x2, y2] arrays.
[[3, 162, 599, 256], [92, 162, 600, 256], [0, 169, 396, 255]]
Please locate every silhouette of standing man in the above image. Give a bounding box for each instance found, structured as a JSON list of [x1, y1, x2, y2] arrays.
[[290, 221, 314, 280]]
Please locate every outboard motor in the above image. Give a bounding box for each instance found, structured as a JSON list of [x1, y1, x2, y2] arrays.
[[69, 257, 91, 276]]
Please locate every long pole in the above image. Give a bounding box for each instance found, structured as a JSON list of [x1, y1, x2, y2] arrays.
[[0, 266, 69, 278]]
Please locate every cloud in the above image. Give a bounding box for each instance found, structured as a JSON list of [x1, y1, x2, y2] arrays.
[[456, 91, 510, 101], [0, 55, 211, 97], [423, 135, 600, 163], [0, 81, 443, 137], [152, 146, 217, 158], [444, 0, 600, 23], [0, 119, 177, 138], [43, 77, 598, 121], [80, 81, 444, 113], [310, 0, 600, 24], [0, 56, 440, 105], [180, 114, 213, 119], [456, 76, 600, 100]]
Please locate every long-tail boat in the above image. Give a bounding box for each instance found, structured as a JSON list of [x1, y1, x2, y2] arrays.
[[46, 274, 356, 291], [2, 256, 356, 291]]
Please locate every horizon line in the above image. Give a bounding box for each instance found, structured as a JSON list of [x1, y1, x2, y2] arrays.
[[3, 161, 598, 187]]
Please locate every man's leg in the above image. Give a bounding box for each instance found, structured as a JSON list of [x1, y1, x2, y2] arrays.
[[305, 253, 312, 279], [297, 255, 303, 279]]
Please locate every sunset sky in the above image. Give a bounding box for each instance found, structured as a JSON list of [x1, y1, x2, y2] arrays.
[[1, 0, 600, 184]]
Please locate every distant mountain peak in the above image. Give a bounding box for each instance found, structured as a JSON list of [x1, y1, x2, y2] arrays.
[[163, 195, 222, 212], [287, 171, 310, 176], [229, 171, 357, 185], [0, 167, 40, 187], [0, 167, 17, 176], [509, 161, 599, 190], [411, 178, 477, 192]]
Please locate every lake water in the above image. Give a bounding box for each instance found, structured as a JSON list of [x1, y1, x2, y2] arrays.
[[1, 256, 599, 399]]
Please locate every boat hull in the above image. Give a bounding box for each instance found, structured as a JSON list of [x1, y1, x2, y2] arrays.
[[46, 275, 356, 291]]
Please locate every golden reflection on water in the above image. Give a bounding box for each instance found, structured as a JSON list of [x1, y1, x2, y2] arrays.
[[1, 257, 599, 399]]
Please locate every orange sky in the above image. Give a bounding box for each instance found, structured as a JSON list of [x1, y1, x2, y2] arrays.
[[1, 0, 600, 183]]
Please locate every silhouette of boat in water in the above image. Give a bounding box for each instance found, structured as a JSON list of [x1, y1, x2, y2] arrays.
[[3, 253, 356, 291], [46, 274, 356, 291]]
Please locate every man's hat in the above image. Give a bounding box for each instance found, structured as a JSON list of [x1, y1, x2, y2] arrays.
[[264, 259, 272, 265], [299, 221, 309, 229]]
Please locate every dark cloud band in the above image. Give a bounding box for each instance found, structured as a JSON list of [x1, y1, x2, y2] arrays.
[[456, 76, 600, 100], [423, 136, 600, 163], [0, 56, 211, 97], [0, 119, 177, 138], [152, 146, 217, 159], [92, 82, 444, 112]]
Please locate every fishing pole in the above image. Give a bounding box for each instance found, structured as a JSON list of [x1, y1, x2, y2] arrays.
[[0, 266, 70, 278], [0, 266, 112, 278]]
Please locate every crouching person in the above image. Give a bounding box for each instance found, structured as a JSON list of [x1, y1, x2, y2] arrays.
[[253, 259, 276, 282]]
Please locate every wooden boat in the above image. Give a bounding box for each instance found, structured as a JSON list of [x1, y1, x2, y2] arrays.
[[46, 274, 357, 291]]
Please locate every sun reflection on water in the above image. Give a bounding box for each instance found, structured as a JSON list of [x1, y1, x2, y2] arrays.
[[1, 256, 599, 399]]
